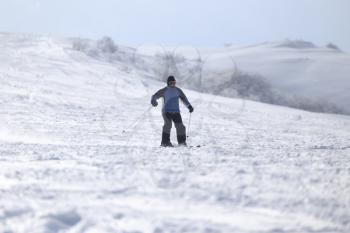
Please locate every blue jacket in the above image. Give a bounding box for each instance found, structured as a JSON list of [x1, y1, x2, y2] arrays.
[[151, 86, 191, 113]]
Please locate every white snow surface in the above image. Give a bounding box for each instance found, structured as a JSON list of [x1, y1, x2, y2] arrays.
[[0, 33, 350, 233], [203, 41, 350, 107], [136, 41, 350, 113]]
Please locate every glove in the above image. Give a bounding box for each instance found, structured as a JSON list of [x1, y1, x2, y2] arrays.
[[188, 105, 194, 113], [151, 99, 158, 107]]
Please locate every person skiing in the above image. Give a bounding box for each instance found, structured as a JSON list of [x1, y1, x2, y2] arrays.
[[151, 75, 194, 147]]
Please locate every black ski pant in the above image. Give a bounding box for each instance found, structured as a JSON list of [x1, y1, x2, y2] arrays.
[[161, 112, 186, 144]]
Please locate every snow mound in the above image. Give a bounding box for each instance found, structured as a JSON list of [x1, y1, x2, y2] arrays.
[[275, 39, 317, 49]]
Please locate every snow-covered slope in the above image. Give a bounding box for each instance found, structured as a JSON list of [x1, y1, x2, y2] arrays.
[[0, 33, 350, 233], [68, 38, 350, 114], [163, 40, 350, 113]]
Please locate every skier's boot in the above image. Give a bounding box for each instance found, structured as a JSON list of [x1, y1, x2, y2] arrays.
[[177, 135, 187, 147], [161, 142, 173, 147], [161, 132, 173, 147]]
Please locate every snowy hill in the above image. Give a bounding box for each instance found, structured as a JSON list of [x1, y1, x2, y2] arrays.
[[171, 40, 350, 113], [127, 40, 350, 114], [0, 33, 350, 233]]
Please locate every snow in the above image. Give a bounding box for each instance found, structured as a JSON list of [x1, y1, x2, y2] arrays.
[[145, 40, 350, 113], [217, 42, 350, 112], [0, 33, 350, 233]]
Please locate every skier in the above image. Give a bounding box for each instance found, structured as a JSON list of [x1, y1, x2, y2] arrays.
[[151, 76, 194, 147]]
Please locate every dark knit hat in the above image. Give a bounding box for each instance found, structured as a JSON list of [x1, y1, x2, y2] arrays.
[[167, 76, 176, 85]]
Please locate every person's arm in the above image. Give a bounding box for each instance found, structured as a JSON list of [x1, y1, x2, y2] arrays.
[[151, 87, 166, 106], [177, 88, 194, 112]]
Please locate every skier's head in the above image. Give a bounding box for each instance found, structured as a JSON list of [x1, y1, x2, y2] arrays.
[[167, 75, 176, 86]]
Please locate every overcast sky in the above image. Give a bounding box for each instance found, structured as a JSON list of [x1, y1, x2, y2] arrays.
[[1, 0, 349, 51]]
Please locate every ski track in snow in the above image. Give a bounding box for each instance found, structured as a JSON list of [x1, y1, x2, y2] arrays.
[[0, 33, 350, 233]]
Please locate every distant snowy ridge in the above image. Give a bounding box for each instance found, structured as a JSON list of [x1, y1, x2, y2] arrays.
[[274, 39, 317, 49], [70, 36, 350, 115]]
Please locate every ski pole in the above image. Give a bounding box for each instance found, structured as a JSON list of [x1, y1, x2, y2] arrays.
[[122, 106, 152, 134], [187, 112, 192, 139]]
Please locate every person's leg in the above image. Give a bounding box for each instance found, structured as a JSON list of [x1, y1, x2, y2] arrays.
[[161, 112, 173, 146], [173, 113, 187, 145]]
